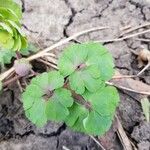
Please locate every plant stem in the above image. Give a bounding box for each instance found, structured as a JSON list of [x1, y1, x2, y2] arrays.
[[16, 51, 22, 59], [63, 82, 92, 111]]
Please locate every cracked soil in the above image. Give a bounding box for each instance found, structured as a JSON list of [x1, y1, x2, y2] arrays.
[[0, 0, 150, 149]]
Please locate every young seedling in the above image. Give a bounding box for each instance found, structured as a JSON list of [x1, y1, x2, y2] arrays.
[[0, 0, 28, 70], [0, 0, 120, 137], [0, 0, 27, 50], [22, 42, 120, 136]]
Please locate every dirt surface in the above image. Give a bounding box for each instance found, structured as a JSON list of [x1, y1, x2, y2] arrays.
[[0, 0, 150, 149]]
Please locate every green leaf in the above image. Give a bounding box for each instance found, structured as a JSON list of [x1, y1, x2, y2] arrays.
[[0, 0, 22, 19], [0, 20, 27, 51], [65, 102, 88, 133], [0, 48, 15, 65], [58, 54, 75, 77], [22, 84, 44, 110], [65, 86, 119, 136], [26, 97, 47, 127], [141, 98, 150, 122], [83, 111, 112, 135], [20, 36, 28, 50], [7, 20, 24, 36], [20, 43, 39, 56], [46, 88, 73, 121], [22, 71, 74, 127], [31, 71, 64, 91], [0, 7, 19, 22], [69, 71, 85, 94], [58, 43, 88, 77], [83, 86, 119, 116], [0, 22, 13, 35], [59, 42, 115, 81], [58, 42, 114, 94], [0, 30, 14, 49], [12, 34, 21, 50], [86, 43, 115, 81], [69, 68, 105, 94], [0, 30, 11, 44], [0, 0, 27, 51]]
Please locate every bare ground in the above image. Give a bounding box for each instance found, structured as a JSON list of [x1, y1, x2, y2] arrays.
[[0, 0, 150, 149]]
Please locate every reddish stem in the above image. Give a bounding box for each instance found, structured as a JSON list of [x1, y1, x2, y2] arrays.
[[16, 51, 22, 59]]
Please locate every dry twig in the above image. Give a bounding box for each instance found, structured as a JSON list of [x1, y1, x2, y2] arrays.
[[116, 116, 135, 150], [107, 81, 150, 95], [120, 22, 150, 36], [90, 135, 106, 150], [95, 29, 150, 43], [0, 26, 108, 82]]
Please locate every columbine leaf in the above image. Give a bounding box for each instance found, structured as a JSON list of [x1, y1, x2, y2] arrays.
[[58, 54, 75, 77], [58, 43, 88, 77], [86, 43, 115, 80], [46, 88, 73, 121], [83, 111, 112, 135], [69, 68, 104, 94], [22, 84, 44, 110], [83, 86, 119, 116], [69, 71, 85, 94], [65, 102, 88, 133], [58, 42, 114, 94], [22, 71, 74, 127], [26, 97, 47, 127], [31, 71, 64, 91], [65, 86, 119, 136], [59, 42, 115, 80]]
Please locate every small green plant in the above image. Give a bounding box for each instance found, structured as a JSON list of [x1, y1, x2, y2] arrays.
[[0, 0, 27, 51], [22, 42, 120, 136], [0, 0, 30, 70], [0, 0, 119, 137], [0, 0, 40, 78]]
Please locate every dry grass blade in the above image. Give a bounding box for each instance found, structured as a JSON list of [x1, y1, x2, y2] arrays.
[[27, 26, 109, 61], [90, 136, 106, 150], [38, 58, 58, 70], [107, 81, 150, 95], [116, 116, 134, 150], [0, 67, 15, 82], [120, 22, 150, 36], [137, 63, 150, 76], [112, 75, 136, 79], [135, 38, 150, 42], [95, 29, 150, 43]]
